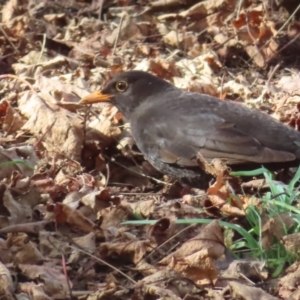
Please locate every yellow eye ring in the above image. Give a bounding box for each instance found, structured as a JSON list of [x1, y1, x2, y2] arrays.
[[115, 80, 128, 92]]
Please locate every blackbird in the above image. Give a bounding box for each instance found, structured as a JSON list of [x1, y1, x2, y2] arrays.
[[81, 71, 300, 181]]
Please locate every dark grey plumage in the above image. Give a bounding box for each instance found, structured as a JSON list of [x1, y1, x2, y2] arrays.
[[82, 71, 300, 181]]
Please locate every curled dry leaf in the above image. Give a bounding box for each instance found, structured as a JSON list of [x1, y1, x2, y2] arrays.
[[18, 282, 52, 300], [205, 194, 245, 217], [0, 238, 12, 263], [206, 172, 245, 217], [7, 232, 44, 264], [180, 0, 235, 18], [262, 212, 296, 249], [136, 260, 158, 276], [100, 205, 131, 230], [30, 173, 67, 200], [18, 91, 84, 161], [35, 73, 90, 109], [18, 264, 71, 299], [276, 73, 300, 94], [159, 220, 225, 285], [81, 188, 121, 212], [282, 232, 300, 253], [86, 104, 122, 147], [148, 217, 176, 245], [68, 232, 96, 264], [129, 199, 155, 219], [0, 99, 26, 133], [51, 202, 97, 233], [162, 200, 207, 219], [221, 260, 268, 282], [278, 263, 300, 299], [105, 12, 141, 47], [0, 262, 14, 296], [1, 0, 26, 23], [162, 30, 196, 50], [136, 283, 182, 300], [39, 231, 70, 258], [99, 240, 149, 265], [149, 59, 180, 80], [227, 281, 279, 300], [0, 184, 32, 228]]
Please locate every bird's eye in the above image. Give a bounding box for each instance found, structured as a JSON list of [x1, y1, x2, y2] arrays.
[[115, 80, 128, 92]]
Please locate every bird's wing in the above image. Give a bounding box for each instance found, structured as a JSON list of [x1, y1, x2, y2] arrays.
[[132, 96, 296, 166]]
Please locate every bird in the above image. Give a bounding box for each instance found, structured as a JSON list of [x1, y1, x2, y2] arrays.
[[80, 70, 300, 182]]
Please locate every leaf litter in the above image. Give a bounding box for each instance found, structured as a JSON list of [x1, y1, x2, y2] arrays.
[[0, 0, 300, 299]]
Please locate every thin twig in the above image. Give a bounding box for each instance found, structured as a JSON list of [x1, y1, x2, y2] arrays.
[[104, 161, 110, 188], [0, 74, 36, 94], [37, 33, 46, 64], [250, 63, 280, 103], [112, 12, 125, 55], [68, 243, 137, 285], [144, 224, 195, 262], [0, 25, 19, 53], [250, 3, 300, 63], [266, 33, 300, 64], [108, 156, 172, 186], [97, 0, 104, 20], [276, 3, 300, 36]]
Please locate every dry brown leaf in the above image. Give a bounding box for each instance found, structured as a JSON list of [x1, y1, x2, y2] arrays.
[[278, 262, 300, 299], [232, 9, 264, 29], [222, 80, 252, 99], [136, 260, 158, 276], [180, 0, 235, 18], [35, 73, 89, 109], [105, 12, 141, 47], [68, 232, 96, 263], [129, 199, 155, 219], [282, 232, 300, 252], [7, 232, 44, 264], [2, 0, 26, 23], [0, 145, 37, 180], [100, 206, 131, 230], [149, 59, 180, 80], [0, 184, 32, 228], [137, 283, 182, 300], [86, 104, 122, 147], [221, 260, 267, 281], [148, 217, 176, 245], [99, 240, 149, 265], [277, 73, 300, 94], [228, 281, 279, 300], [18, 282, 52, 300], [159, 220, 225, 284], [51, 202, 97, 233], [18, 91, 84, 161], [80, 188, 121, 212], [0, 99, 26, 133], [262, 212, 296, 249], [18, 264, 70, 298], [0, 261, 14, 296], [0, 238, 12, 263], [39, 231, 70, 259], [206, 194, 245, 217], [205, 172, 245, 216]]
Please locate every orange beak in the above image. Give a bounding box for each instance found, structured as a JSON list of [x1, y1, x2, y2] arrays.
[[80, 91, 113, 104]]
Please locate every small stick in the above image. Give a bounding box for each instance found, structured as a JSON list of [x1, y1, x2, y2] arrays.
[[112, 12, 125, 55]]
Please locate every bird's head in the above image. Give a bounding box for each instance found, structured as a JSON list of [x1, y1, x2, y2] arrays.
[[80, 71, 174, 118]]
